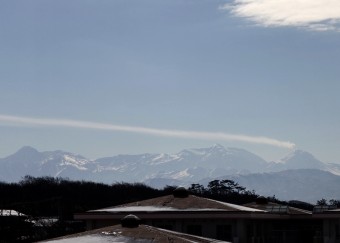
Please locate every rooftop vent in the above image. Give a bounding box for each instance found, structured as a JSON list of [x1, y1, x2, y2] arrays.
[[173, 186, 189, 198], [121, 214, 141, 228], [256, 196, 268, 205]]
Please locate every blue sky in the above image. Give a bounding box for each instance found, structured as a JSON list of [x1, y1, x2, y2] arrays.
[[1, 0, 340, 162]]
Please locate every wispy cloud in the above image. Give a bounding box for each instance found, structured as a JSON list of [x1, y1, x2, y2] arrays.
[[220, 0, 340, 31], [0, 114, 295, 149]]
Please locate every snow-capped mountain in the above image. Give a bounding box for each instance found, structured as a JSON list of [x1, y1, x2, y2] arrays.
[[325, 163, 340, 176], [0, 145, 337, 184], [1, 144, 340, 202], [266, 150, 326, 171], [0, 144, 268, 183], [0, 146, 94, 182], [88, 144, 268, 183]]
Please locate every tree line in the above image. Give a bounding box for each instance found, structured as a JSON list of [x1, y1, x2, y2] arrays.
[[188, 179, 260, 204]]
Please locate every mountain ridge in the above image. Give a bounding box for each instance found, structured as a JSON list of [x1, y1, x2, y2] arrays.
[[0, 145, 339, 202]]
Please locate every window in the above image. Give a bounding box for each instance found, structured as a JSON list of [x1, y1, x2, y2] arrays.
[[216, 225, 232, 241]]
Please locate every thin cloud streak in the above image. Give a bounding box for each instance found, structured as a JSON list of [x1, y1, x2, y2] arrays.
[[0, 114, 295, 149], [221, 0, 340, 31]]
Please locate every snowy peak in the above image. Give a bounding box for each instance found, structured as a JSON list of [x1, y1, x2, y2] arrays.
[[174, 144, 267, 174], [280, 150, 317, 162], [204, 143, 227, 153], [267, 149, 326, 172], [0, 147, 94, 182], [2, 145, 339, 187], [41, 151, 91, 170], [177, 145, 244, 162], [192, 143, 226, 154], [2, 145, 340, 202], [149, 153, 180, 165], [0, 145, 270, 183], [280, 149, 325, 168]]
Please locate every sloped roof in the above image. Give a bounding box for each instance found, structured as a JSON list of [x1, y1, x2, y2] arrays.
[[327, 208, 340, 212], [91, 195, 264, 213], [41, 224, 229, 243], [243, 201, 312, 215]]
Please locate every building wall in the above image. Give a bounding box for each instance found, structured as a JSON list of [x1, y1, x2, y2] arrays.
[[83, 216, 324, 243], [323, 219, 340, 243], [148, 218, 246, 243]]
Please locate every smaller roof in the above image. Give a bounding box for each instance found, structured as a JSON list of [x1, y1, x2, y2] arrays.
[[328, 208, 340, 212], [41, 224, 229, 243], [313, 205, 337, 214], [243, 201, 312, 215]]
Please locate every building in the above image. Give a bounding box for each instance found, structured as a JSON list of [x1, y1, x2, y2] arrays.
[[42, 214, 230, 243], [75, 188, 264, 242], [313, 206, 340, 243], [244, 197, 322, 243], [0, 208, 31, 242], [75, 188, 337, 243]]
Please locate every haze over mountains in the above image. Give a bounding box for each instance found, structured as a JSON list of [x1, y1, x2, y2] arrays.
[[1, 144, 339, 203]]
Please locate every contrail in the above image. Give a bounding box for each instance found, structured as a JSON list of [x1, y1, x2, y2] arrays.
[[0, 114, 295, 149]]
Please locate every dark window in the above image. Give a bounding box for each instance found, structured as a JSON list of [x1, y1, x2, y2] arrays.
[[216, 225, 232, 241], [187, 225, 202, 236]]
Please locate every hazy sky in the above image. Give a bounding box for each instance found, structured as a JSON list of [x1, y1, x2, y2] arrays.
[[1, 0, 340, 162]]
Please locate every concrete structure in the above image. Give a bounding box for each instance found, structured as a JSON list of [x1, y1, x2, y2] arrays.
[[244, 197, 322, 243], [313, 206, 340, 243], [75, 189, 339, 243], [75, 190, 265, 242], [42, 214, 230, 243]]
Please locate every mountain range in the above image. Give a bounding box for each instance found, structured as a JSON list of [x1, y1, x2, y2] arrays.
[[1, 144, 339, 203]]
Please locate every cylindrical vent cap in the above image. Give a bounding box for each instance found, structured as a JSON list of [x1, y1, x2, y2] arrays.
[[256, 196, 268, 204], [173, 186, 189, 198], [121, 214, 141, 228]]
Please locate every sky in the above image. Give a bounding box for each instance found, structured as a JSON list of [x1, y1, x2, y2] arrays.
[[1, 0, 340, 162]]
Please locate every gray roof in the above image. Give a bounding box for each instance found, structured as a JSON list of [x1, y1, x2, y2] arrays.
[[91, 194, 264, 213], [41, 224, 229, 243]]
